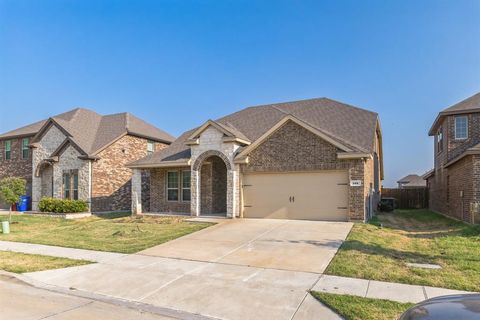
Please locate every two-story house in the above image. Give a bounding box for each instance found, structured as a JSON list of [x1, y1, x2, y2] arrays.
[[0, 108, 174, 212], [425, 92, 480, 223]]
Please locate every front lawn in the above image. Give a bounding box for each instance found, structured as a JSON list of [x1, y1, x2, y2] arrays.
[[326, 209, 480, 291], [312, 292, 413, 320], [0, 213, 212, 253], [0, 250, 91, 273]]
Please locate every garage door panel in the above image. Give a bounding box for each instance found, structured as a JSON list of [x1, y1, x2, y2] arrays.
[[243, 171, 348, 221]]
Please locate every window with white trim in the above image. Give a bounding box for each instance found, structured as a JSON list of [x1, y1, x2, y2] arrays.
[[437, 127, 443, 153], [454, 116, 468, 140], [182, 170, 191, 201], [167, 171, 179, 201], [63, 169, 79, 200], [22, 138, 29, 159], [4, 140, 11, 160], [147, 141, 155, 154]]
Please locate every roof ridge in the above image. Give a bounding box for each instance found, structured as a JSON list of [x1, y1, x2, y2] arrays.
[[125, 112, 130, 131]]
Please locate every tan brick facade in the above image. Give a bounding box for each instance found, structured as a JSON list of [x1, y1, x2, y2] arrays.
[[91, 135, 167, 212]]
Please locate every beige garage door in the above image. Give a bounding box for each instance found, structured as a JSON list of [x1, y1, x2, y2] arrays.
[[243, 171, 349, 221]]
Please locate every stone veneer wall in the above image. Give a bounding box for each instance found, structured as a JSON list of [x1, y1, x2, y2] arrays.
[[190, 126, 240, 218], [0, 137, 34, 208], [91, 135, 168, 212], [53, 145, 91, 201], [241, 121, 369, 221], [32, 125, 69, 210]]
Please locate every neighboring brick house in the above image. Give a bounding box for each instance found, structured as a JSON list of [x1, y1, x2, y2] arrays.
[[425, 92, 480, 223], [129, 98, 383, 222], [0, 108, 174, 212], [397, 174, 426, 189]]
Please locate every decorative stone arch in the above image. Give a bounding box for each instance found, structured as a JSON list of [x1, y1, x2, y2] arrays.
[[34, 159, 54, 177], [192, 150, 232, 171], [191, 149, 236, 218]]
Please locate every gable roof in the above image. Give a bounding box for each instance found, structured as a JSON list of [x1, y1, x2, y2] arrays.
[[397, 174, 426, 187], [1, 108, 175, 157], [186, 120, 251, 144], [429, 92, 480, 135], [129, 97, 379, 167]]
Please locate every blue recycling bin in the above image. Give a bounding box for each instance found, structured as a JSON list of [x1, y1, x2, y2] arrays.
[[17, 195, 30, 212]]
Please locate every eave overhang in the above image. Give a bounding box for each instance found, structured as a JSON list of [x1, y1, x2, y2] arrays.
[[126, 160, 191, 169]]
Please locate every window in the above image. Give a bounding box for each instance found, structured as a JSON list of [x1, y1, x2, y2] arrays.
[[63, 170, 79, 200], [167, 171, 179, 201], [63, 173, 71, 199], [73, 173, 79, 200], [4, 140, 11, 160], [455, 116, 468, 139], [437, 127, 443, 153], [182, 170, 191, 201], [147, 141, 155, 154], [22, 138, 29, 159]]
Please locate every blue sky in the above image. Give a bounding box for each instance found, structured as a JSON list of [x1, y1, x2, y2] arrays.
[[1, 0, 479, 187]]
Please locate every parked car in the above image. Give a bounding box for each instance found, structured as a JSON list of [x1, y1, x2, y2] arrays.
[[399, 294, 480, 320]]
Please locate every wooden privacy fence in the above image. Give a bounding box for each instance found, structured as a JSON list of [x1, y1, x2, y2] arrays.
[[381, 188, 429, 209]]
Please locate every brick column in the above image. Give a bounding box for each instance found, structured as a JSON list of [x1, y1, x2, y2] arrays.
[[131, 169, 142, 214]]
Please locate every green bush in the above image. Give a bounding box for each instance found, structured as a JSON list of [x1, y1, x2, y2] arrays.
[[38, 198, 89, 213]]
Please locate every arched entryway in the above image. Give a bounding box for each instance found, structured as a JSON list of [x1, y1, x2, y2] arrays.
[[200, 155, 228, 216], [192, 150, 232, 217], [35, 160, 54, 198]]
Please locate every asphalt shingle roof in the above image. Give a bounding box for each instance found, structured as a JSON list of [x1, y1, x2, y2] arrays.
[[0, 108, 175, 156], [131, 97, 379, 166], [397, 174, 426, 187], [429, 92, 480, 135]]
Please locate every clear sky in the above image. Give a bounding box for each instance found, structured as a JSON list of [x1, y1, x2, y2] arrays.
[[1, 0, 479, 187]]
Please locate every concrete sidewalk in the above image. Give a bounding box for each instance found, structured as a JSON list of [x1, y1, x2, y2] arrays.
[[313, 275, 474, 303], [0, 273, 200, 320], [0, 240, 125, 263]]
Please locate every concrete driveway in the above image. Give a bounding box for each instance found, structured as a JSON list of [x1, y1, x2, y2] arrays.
[[140, 218, 352, 273], [25, 219, 352, 320]]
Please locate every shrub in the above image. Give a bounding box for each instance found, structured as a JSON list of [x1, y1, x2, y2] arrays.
[[38, 198, 89, 213]]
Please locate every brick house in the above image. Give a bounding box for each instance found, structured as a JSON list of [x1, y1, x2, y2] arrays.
[[129, 98, 383, 222], [0, 108, 174, 212], [397, 174, 426, 189], [425, 92, 480, 223]]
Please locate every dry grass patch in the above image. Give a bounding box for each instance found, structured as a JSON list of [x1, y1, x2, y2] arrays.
[[0, 251, 91, 273], [326, 209, 480, 291], [0, 213, 212, 253]]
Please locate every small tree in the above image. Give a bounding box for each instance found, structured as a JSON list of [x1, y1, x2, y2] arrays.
[[0, 177, 26, 223]]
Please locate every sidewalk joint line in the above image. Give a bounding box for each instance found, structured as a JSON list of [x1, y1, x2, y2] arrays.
[[365, 280, 371, 297], [422, 286, 428, 299], [39, 301, 94, 319]]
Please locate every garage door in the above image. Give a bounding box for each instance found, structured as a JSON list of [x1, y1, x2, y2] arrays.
[[242, 171, 349, 221]]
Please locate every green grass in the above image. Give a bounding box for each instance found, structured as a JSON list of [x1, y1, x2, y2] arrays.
[[0, 213, 212, 253], [311, 292, 413, 320], [0, 250, 91, 273], [326, 209, 480, 291]]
